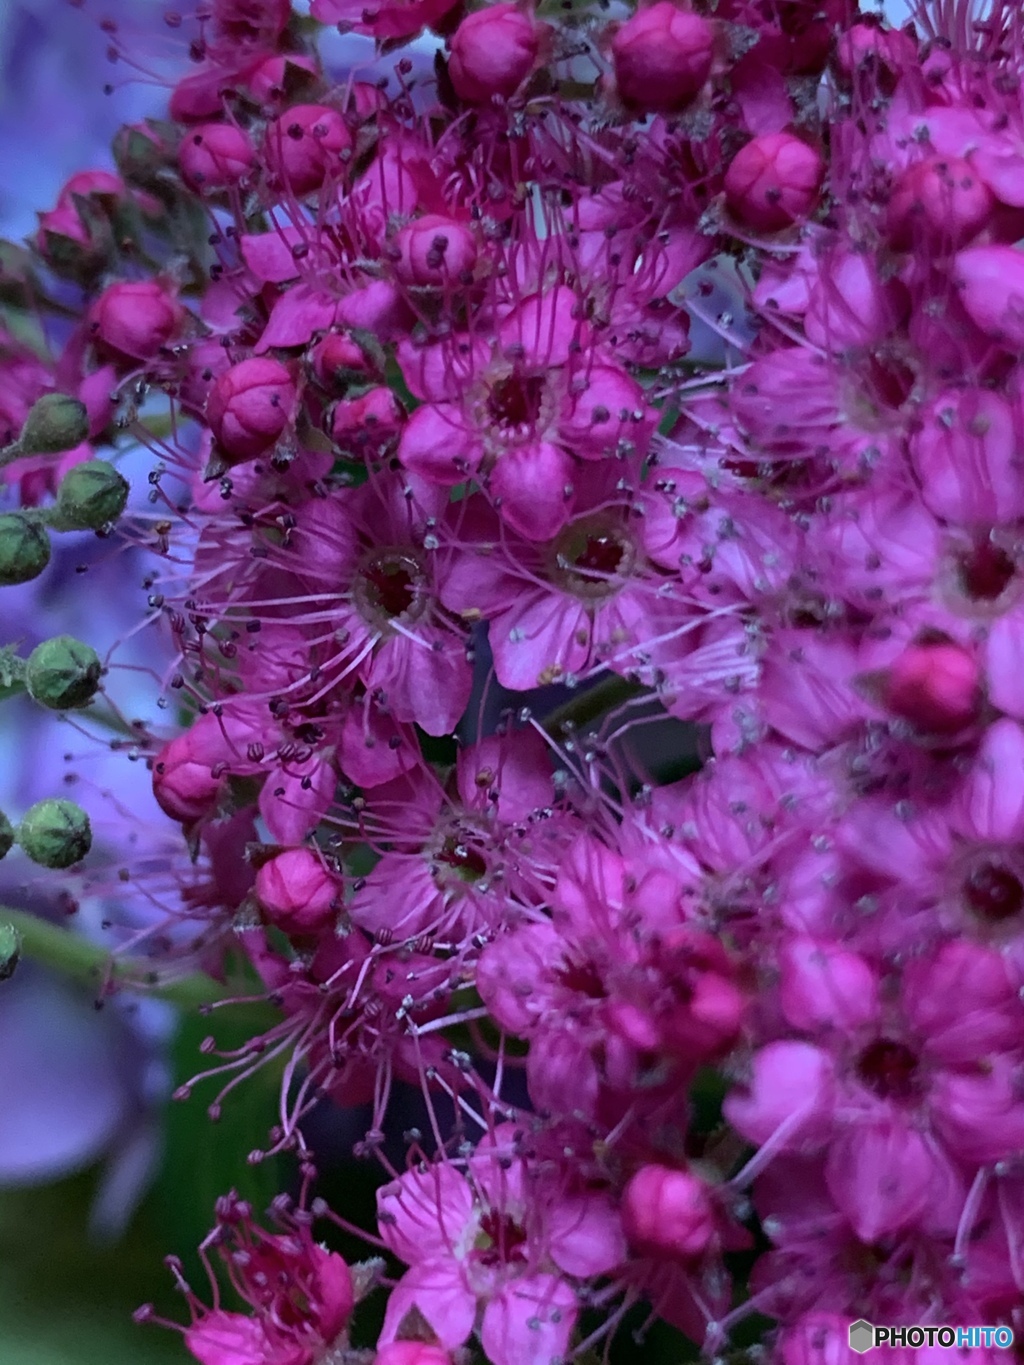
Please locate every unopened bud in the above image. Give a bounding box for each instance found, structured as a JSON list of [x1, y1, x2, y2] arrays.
[[17, 798, 92, 869], [26, 635, 103, 710], [0, 513, 50, 585], [0, 922, 21, 980], [16, 393, 90, 455], [621, 1164, 717, 1261], [112, 122, 170, 187], [52, 459, 129, 531], [0, 810, 13, 860]]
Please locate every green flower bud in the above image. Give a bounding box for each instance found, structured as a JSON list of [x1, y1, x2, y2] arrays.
[[16, 799, 92, 869], [18, 393, 90, 455], [0, 810, 13, 860], [26, 635, 103, 710], [0, 922, 20, 981], [0, 513, 50, 585], [112, 124, 169, 189], [52, 459, 129, 531]]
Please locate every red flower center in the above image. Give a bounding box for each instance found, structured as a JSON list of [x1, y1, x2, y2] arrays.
[[964, 857, 1024, 923], [476, 1210, 529, 1265], [355, 550, 427, 626], [855, 1037, 920, 1101], [552, 516, 635, 599], [956, 539, 1015, 602], [487, 373, 545, 432]]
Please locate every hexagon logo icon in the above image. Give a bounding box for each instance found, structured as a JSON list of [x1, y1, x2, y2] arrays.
[[849, 1320, 875, 1354]]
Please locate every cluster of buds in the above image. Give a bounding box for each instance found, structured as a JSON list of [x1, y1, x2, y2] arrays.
[[6, 0, 1024, 1361]]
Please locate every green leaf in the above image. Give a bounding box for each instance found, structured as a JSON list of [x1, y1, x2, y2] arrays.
[[153, 1007, 290, 1285], [0, 1170, 185, 1365]]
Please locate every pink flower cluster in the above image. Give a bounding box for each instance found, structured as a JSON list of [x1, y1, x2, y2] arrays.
[[14, 0, 1024, 1360]]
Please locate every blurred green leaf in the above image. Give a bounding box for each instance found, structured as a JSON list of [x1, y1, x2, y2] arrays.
[[0, 1169, 185, 1365], [153, 1009, 290, 1285]]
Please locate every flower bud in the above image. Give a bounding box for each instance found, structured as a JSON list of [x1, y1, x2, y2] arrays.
[[206, 357, 297, 463], [448, 5, 544, 103], [0, 922, 20, 980], [888, 155, 994, 249], [330, 386, 404, 452], [247, 54, 320, 106], [611, 2, 715, 114], [880, 639, 981, 734], [179, 123, 256, 191], [26, 635, 103, 710], [725, 133, 824, 232], [255, 848, 341, 935], [112, 122, 171, 187], [263, 104, 353, 196], [0, 811, 13, 860], [87, 280, 184, 367], [310, 333, 375, 389], [16, 798, 92, 869], [0, 513, 50, 585], [16, 393, 90, 455], [393, 215, 477, 286], [836, 21, 918, 84], [621, 1164, 716, 1261], [36, 170, 123, 271], [152, 733, 222, 823], [52, 460, 129, 531]]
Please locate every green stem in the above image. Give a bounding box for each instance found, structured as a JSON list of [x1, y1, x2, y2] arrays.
[[541, 674, 647, 736], [0, 906, 243, 1011]]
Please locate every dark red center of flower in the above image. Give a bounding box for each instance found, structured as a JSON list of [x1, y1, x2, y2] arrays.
[[476, 1210, 529, 1265], [855, 1037, 920, 1101], [436, 834, 487, 883], [575, 533, 626, 578], [957, 539, 1015, 602], [552, 517, 634, 599], [354, 550, 426, 626], [487, 373, 545, 431], [964, 858, 1024, 923], [556, 955, 606, 999]]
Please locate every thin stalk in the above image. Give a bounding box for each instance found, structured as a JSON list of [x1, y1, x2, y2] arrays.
[[0, 905, 257, 1014]]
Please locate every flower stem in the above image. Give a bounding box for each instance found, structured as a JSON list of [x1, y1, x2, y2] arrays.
[[541, 674, 647, 736], [0, 906, 235, 1010]]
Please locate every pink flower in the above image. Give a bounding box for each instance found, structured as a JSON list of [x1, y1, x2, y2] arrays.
[[440, 484, 684, 691], [347, 731, 559, 941], [174, 1195, 353, 1365], [376, 1135, 623, 1363], [279, 474, 472, 737]]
